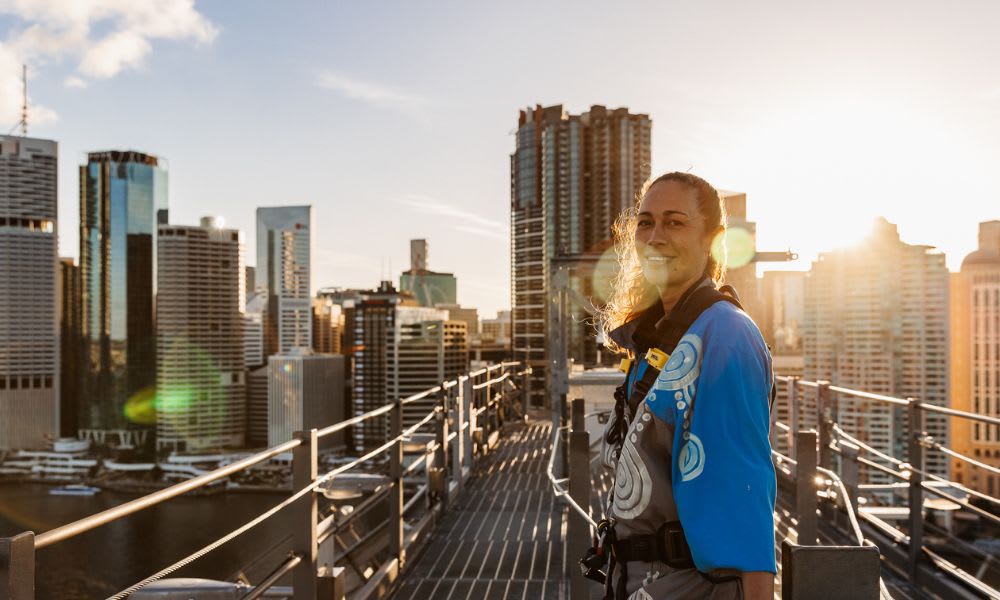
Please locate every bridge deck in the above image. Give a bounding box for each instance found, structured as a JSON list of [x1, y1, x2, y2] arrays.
[[390, 418, 568, 600]]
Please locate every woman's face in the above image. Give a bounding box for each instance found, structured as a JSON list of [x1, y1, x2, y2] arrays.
[[635, 181, 714, 292]]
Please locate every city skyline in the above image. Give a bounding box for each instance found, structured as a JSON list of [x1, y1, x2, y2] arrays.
[[2, 1, 1000, 317]]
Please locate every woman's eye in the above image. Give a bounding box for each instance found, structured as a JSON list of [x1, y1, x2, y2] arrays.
[[637, 220, 652, 228], [667, 220, 684, 228]]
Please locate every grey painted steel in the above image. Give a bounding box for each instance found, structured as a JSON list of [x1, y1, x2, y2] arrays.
[[390, 420, 567, 600], [452, 385, 465, 493], [390, 400, 406, 566], [796, 431, 818, 545], [462, 377, 475, 467], [434, 394, 450, 513], [787, 376, 799, 457], [780, 542, 880, 599], [316, 566, 345, 600], [0, 532, 33, 600], [292, 429, 319, 600], [839, 441, 860, 516], [907, 398, 924, 583], [568, 399, 591, 600], [243, 555, 302, 600]]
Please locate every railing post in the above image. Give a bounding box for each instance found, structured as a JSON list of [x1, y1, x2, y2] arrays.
[[796, 430, 818, 545], [0, 531, 34, 600], [554, 393, 568, 479], [817, 381, 832, 472], [568, 398, 590, 600], [452, 381, 465, 491], [521, 367, 531, 416], [462, 375, 475, 468], [389, 398, 405, 567], [788, 376, 800, 456], [433, 392, 449, 512], [292, 429, 318, 600], [840, 441, 860, 517], [316, 566, 346, 600], [907, 397, 924, 582]]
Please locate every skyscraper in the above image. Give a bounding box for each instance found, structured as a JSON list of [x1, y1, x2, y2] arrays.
[[268, 349, 346, 450], [511, 104, 651, 406], [256, 206, 312, 355], [59, 257, 82, 439], [0, 135, 58, 450], [79, 150, 167, 446], [156, 218, 245, 452], [804, 218, 949, 483], [951, 221, 1000, 495], [348, 283, 468, 448], [312, 297, 343, 355], [399, 238, 457, 306]]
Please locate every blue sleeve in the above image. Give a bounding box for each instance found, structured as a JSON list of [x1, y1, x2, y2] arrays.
[[672, 306, 777, 574]]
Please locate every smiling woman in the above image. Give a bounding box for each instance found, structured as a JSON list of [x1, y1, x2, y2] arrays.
[[593, 172, 777, 600]]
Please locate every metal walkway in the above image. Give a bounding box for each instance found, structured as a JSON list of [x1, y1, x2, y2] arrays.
[[390, 418, 567, 600]]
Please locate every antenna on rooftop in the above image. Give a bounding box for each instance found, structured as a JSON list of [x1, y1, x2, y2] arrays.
[[19, 64, 27, 137]]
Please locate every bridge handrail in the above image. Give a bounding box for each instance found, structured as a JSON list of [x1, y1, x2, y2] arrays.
[[34, 361, 523, 550], [775, 374, 1000, 426], [4, 361, 528, 600], [547, 423, 598, 531]]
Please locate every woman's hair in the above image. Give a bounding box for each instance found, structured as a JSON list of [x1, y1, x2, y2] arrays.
[[598, 171, 728, 355]]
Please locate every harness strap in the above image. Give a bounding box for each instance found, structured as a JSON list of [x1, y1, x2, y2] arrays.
[[610, 521, 696, 570]]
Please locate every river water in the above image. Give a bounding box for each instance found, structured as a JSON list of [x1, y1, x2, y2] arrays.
[[0, 483, 294, 600]]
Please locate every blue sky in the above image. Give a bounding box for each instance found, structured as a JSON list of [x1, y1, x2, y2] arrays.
[[5, 1, 1000, 317]]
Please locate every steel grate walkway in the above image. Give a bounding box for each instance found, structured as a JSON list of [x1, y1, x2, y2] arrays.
[[390, 418, 568, 600]]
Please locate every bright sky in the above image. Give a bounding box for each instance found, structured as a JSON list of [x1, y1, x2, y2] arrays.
[[3, 0, 998, 317]]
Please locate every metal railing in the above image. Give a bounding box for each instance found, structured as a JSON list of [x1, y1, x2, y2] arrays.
[[774, 376, 1000, 599], [545, 371, 1000, 600], [0, 362, 529, 600]]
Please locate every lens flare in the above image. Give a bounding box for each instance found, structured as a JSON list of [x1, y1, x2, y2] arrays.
[[590, 245, 621, 304], [711, 226, 755, 270], [123, 386, 157, 425]]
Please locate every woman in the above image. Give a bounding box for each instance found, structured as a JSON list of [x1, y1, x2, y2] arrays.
[[596, 172, 776, 600]]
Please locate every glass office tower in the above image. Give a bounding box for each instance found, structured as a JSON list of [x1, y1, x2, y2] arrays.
[[79, 151, 167, 442]]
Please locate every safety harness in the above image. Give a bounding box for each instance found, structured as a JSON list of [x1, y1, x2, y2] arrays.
[[583, 280, 773, 599]]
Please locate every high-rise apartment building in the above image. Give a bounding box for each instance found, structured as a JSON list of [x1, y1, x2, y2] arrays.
[[804, 218, 949, 484], [312, 297, 343, 354], [951, 221, 1000, 495], [0, 136, 58, 450], [399, 239, 457, 307], [79, 150, 167, 446], [268, 349, 346, 450], [59, 257, 82, 438], [244, 292, 266, 369], [349, 283, 467, 448], [759, 270, 806, 355], [390, 307, 468, 434], [510, 104, 651, 406], [256, 206, 312, 355], [156, 218, 245, 452], [246, 365, 269, 448]]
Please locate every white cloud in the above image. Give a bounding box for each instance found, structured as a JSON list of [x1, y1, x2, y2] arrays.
[[63, 75, 87, 88], [316, 70, 428, 115], [397, 194, 503, 229], [0, 0, 217, 125]]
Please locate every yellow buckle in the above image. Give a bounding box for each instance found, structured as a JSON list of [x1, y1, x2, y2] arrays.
[[618, 358, 633, 373], [645, 348, 669, 370]]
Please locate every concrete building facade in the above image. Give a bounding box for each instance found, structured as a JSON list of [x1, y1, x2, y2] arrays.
[[0, 135, 59, 450], [951, 221, 1000, 495], [156, 218, 245, 452], [510, 104, 651, 406], [804, 218, 949, 484], [256, 206, 312, 355], [268, 349, 345, 449]]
